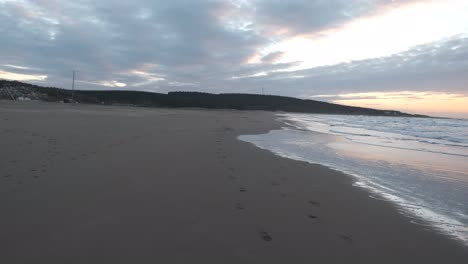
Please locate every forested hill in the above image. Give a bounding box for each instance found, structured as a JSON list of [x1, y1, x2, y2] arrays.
[[0, 80, 422, 116]]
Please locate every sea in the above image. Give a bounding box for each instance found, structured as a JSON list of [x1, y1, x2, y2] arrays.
[[239, 113, 468, 245]]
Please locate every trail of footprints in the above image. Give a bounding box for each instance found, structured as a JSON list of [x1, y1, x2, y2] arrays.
[[3, 129, 60, 184], [3, 128, 150, 185], [214, 119, 353, 245], [3, 117, 354, 244]]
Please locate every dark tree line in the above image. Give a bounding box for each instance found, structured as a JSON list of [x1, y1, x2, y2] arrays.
[[0, 80, 423, 117]]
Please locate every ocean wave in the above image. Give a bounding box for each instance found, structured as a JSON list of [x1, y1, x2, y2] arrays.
[[279, 114, 468, 156], [243, 113, 468, 245]]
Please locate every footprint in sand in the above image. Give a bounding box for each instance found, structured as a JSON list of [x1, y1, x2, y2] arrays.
[[271, 181, 280, 186], [338, 234, 353, 244], [259, 231, 272, 242], [239, 187, 246, 193], [308, 214, 318, 219], [308, 200, 320, 207], [235, 203, 244, 210]]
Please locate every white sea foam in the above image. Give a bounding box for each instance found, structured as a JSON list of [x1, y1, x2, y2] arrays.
[[239, 114, 468, 245]]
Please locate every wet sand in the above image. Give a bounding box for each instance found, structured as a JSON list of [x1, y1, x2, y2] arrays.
[[1, 101, 467, 263]]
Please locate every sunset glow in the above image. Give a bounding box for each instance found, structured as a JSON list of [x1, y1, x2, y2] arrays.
[[332, 91, 468, 117], [264, 0, 468, 70]]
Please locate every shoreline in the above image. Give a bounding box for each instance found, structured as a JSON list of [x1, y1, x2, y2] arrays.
[[264, 115, 468, 246], [240, 115, 468, 246], [1, 101, 467, 262]]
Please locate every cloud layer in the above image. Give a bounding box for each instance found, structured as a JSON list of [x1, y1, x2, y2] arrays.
[[1, 0, 467, 110]]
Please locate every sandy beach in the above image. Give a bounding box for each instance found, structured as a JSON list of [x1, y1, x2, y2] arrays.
[[1, 101, 467, 263]]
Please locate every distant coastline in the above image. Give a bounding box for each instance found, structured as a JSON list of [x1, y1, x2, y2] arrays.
[[0, 79, 427, 117]]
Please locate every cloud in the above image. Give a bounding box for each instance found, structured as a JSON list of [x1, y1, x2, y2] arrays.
[[253, 0, 369, 36], [0, 0, 467, 110], [260, 51, 284, 63], [0, 70, 47, 81], [247, 35, 468, 96], [252, 0, 429, 37], [0, 0, 274, 90], [1, 64, 34, 70]]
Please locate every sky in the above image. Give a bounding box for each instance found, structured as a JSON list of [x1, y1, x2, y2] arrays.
[[0, 0, 467, 117]]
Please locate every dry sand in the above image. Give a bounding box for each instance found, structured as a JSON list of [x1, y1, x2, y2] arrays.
[[1, 101, 467, 263]]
